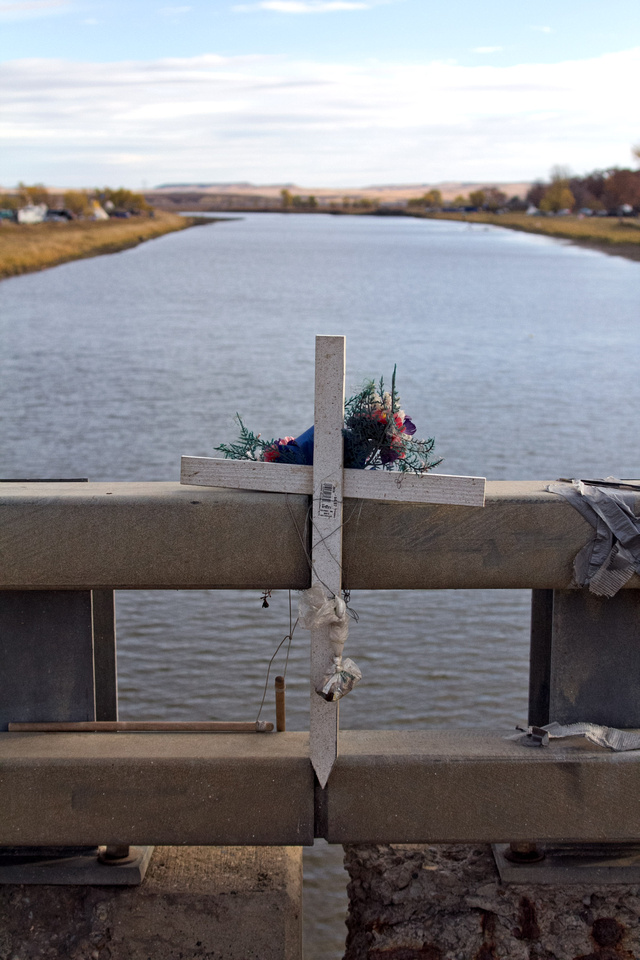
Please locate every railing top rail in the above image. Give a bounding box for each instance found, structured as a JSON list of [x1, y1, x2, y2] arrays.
[[1, 479, 632, 591]]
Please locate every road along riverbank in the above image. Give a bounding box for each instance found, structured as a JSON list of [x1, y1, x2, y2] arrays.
[[0, 212, 221, 281]]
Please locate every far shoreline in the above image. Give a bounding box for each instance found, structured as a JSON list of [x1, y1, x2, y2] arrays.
[[0, 213, 224, 282], [412, 210, 640, 264], [161, 205, 640, 265], [2, 207, 639, 282]]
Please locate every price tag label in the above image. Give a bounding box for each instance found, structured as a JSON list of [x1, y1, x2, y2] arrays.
[[318, 481, 338, 520]]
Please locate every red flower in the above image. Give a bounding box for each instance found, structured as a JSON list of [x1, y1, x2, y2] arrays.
[[263, 444, 280, 462], [263, 437, 296, 462]]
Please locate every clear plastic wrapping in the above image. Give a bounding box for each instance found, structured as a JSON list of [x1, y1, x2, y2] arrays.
[[299, 584, 362, 700], [317, 656, 362, 702]]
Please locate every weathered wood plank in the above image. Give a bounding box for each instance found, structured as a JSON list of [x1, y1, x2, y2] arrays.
[[346, 469, 484, 506], [8, 721, 273, 732], [181, 457, 485, 507], [181, 458, 312, 495], [309, 335, 345, 788]]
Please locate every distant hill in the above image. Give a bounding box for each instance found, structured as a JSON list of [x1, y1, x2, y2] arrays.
[[150, 181, 532, 204]]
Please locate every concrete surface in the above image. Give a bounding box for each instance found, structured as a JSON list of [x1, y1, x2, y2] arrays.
[[0, 845, 302, 960], [0, 482, 310, 591], [2, 480, 634, 591], [321, 731, 640, 844], [343, 843, 640, 960], [2, 730, 640, 845], [0, 732, 314, 846]]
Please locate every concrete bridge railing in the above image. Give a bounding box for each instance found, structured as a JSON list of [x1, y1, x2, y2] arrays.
[[1, 479, 639, 848]]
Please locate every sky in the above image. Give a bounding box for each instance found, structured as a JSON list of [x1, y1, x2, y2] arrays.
[[1, 0, 639, 189]]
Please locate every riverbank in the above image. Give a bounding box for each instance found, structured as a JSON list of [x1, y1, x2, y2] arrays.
[[420, 211, 640, 262], [0, 213, 217, 280]]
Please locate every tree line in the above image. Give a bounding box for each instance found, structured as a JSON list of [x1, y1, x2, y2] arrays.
[[0, 184, 151, 217], [406, 162, 640, 216], [526, 159, 640, 214]]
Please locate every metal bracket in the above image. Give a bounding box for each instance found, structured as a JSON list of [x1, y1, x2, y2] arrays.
[[0, 845, 154, 885], [493, 842, 640, 884]]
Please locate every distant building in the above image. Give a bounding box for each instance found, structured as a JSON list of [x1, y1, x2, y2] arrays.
[[91, 200, 109, 220], [17, 204, 47, 224]]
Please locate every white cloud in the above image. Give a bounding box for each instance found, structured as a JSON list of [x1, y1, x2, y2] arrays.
[[0, 0, 71, 20], [1, 48, 638, 186], [234, 1, 373, 12], [530, 25, 553, 34], [472, 46, 504, 54]]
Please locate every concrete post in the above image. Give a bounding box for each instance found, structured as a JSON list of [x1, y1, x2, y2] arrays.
[[0, 590, 96, 730], [550, 590, 640, 726]]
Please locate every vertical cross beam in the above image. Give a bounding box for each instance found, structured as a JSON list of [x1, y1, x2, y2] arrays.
[[310, 335, 346, 787]]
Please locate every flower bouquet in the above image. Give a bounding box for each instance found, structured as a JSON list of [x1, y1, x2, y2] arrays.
[[216, 367, 442, 474], [216, 367, 441, 704]]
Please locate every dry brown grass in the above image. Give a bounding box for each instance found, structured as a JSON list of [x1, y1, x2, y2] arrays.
[[0, 212, 202, 280], [425, 211, 640, 258]]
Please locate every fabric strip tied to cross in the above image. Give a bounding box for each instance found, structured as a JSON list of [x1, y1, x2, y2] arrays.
[[548, 478, 640, 597]]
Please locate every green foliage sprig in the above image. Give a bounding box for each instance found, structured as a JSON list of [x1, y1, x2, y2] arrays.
[[216, 367, 442, 475], [343, 367, 441, 473], [216, 416, 275, 461]]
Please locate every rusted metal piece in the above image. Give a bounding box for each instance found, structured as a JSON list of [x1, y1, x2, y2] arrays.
[[8, 720, 274, 733], [504, 842, 545, 864], [275, 676, 286, 732], [517, 725, 550, 747]]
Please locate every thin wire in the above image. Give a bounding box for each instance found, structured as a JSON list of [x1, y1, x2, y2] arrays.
[[282, 622, 295, 680], [255, 591, 299, 723], [286, 490, 364, 617], [286, 494, 313, 571], [283, 590, 294, 680]]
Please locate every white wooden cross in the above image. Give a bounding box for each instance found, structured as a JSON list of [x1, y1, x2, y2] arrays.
[[181, 335, 485, 786]]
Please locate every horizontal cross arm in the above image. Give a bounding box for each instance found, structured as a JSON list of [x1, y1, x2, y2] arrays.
[[181, 457, 485, 507]]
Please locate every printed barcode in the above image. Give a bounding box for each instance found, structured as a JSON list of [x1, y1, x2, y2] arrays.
[[318, 481, 338, 519]]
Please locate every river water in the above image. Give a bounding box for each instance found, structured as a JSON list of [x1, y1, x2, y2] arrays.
[[1, 213, 639, 957]]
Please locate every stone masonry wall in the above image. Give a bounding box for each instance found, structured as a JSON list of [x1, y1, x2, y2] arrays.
[[343, 844, 640, 960]]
